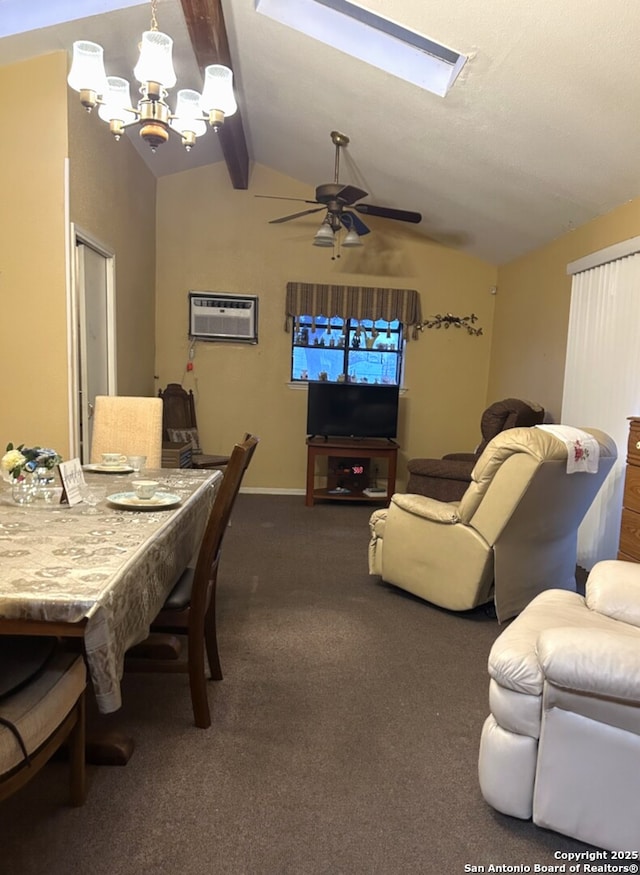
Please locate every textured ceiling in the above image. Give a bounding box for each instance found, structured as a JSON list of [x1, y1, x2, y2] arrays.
[[2, 0, 640, 264]]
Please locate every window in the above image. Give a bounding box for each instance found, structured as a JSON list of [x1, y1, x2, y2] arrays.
[[255, 0, 467, 97], [291, 315, 403, 385]]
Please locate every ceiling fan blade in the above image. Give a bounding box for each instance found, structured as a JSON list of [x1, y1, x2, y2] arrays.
[[340, 211, 370, 236], [269, 208, 325, 224], [335, 185, 368, 205], [256, 194, 319, 205], [355, 204, 422, 223]]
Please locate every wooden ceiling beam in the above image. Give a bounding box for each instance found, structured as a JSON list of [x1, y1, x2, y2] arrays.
[[179, 0, 249, 189]]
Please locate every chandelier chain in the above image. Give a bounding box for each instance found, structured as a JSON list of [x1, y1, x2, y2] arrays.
[[150, 0, 159, 31]]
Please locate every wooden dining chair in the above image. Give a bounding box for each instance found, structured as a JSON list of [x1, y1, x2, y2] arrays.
[[90, 395, 163, 468], [0, 639, 87, 806], [127, 434, 259, 728], [158, 383, 230, 470]]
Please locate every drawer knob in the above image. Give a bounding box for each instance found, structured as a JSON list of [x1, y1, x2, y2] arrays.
[[636, 441, 640, 450]]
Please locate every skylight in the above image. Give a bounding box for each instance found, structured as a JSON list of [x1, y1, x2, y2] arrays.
[[0, 0, 146, 40], [255, 0, 467, 97]]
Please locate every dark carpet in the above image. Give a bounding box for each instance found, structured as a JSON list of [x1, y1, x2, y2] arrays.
[[1, 495, 595, 874]]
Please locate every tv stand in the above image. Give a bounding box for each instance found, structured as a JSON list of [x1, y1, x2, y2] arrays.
[[305, 437, 399, 507]]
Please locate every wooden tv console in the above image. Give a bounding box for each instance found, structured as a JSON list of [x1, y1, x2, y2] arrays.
[[305, 437, 398, 507]]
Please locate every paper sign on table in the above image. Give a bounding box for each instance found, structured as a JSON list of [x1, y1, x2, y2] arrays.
[[58, 459, 86, 506]]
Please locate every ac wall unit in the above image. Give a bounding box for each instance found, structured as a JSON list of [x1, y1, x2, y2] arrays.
[[188, 292, 258, 343]]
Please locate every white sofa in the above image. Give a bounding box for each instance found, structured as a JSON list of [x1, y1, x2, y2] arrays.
[[478, 560, 640, 851]]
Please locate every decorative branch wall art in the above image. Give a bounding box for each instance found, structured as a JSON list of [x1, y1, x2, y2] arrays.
[[418, 313, 483, 336]]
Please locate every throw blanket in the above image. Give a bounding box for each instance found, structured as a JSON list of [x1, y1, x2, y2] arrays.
[[536, 424, 600, 473]]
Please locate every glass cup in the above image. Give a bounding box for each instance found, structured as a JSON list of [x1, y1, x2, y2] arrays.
[[127, 455, 147, 474], [80, 483, 107, 513]]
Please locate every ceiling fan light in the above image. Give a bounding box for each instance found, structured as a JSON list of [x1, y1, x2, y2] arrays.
[[67, 40, 108, 95], [200, 65, 237, 118], [342, 227, 362, 247], [313, 224, 335, 246], [133, 30, 177, 89]]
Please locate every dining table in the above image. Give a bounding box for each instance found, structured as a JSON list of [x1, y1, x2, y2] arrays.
[[0, 466, 223, 723]]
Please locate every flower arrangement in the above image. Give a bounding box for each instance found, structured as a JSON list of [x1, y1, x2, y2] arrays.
[[1, 443, 62, 482]]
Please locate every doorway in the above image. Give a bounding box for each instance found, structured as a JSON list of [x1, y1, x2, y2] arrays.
[[69, 226, 117, 463]]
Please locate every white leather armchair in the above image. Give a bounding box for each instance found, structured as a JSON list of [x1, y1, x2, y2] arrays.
[[369, 426, 616, 621], [478, 560, 640, 851]]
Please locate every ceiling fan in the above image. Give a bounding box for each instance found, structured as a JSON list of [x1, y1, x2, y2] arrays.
[[256, 131, 422, 238]]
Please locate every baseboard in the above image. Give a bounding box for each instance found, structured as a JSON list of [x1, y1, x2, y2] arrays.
[[239, 487, 306, 496]]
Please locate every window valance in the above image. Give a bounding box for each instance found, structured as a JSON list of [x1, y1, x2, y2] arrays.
[[285, 282, 423, 339]]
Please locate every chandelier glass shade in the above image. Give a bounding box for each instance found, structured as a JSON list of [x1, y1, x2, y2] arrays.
[[98, 77, 136, 127], [67, 10, 237, 152], [133, 30, 176, 88]]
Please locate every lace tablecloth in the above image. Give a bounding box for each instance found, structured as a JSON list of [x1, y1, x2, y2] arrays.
[[0, 468, 222, 712]]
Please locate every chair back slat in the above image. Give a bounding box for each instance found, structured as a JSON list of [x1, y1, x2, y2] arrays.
[[191, 435, 259, 611], [159, 384, 198, 437]]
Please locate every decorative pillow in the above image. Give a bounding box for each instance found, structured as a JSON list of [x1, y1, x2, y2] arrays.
[[167, 427, 202, 454]]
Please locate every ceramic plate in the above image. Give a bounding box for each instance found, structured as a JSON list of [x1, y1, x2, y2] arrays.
[[106, 491, 182, 510], [84, 464, 135, 474]]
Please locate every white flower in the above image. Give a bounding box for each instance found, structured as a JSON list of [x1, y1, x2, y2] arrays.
[[1, 449, 27, 481]]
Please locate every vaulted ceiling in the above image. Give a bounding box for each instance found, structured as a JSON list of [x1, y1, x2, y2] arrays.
[[2, 0, 640, 264]]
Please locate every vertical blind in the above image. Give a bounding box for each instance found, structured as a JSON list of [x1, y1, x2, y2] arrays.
[[562, 252, 640, 568]]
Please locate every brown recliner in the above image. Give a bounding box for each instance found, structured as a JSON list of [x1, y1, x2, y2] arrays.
[[406, 398, 545, 501]]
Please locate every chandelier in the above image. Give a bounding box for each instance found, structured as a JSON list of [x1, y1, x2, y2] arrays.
[[67, 0, 237, 151]]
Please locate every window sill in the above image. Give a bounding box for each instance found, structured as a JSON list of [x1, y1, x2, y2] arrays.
[[287, 382, 407, 394]]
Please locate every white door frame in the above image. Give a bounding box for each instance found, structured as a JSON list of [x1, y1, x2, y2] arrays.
[[66, 221, 117, 460]]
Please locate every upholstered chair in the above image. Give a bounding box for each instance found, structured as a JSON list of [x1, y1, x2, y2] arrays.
[[478, 559, 640, 851], [369, 426, 616, 621], [0, 641, 87, 805], [406, 398, 545, 501], [90, 395, 163, 468]]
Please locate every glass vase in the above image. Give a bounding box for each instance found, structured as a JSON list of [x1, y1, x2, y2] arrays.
[[33, 466, 57, 502], [12, 477, 35, 505]]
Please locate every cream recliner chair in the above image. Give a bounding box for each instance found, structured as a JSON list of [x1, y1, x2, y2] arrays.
[[478, 560, 640, 851], [368, 426, 616, 621]]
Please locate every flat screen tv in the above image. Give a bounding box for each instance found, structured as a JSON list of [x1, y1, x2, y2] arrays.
[[306, 382, 399, 439]]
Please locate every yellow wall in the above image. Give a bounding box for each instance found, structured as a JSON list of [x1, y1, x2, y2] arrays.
[[155, 162, 497, 489], [0, 51, 156, 462], [0, 54, 70, 453], [490, 200, 640, 421], [67, 84, 157, 396], [19, 50, 633, 486]]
